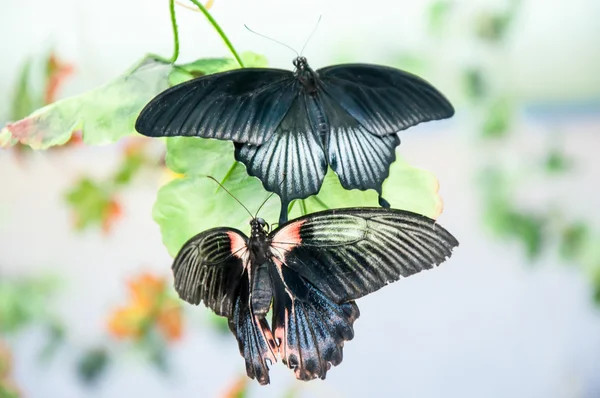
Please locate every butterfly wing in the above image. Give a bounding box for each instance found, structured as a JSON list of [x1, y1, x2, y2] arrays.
[[135, 68, 297, 145], [172, 228, 277, 384], [235, 94, 328, 223], [321, 93, 401, 197], [229, 274, 277, 385], [268, 207, 459, 303], [172, 227, 249, 316], [270, 263, 360, 381], [318, 64, 454, 136]]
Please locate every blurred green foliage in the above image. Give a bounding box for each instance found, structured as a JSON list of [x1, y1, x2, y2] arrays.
[[76, 348, 110, 386]]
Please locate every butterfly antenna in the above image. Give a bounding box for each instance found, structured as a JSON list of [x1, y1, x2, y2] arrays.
[[206, 176, 254, 218], [254, 173, 287, 217], [244, 24, 299, 57], [300, 15, 322, 56]]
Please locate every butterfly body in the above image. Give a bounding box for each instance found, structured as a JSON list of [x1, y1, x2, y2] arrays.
[[136, 58, 454, 224], [171, 207, 459, 384]]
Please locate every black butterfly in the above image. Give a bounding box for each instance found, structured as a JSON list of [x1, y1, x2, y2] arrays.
[[135, 58, 455, 225], [172, 207, 458, 384]]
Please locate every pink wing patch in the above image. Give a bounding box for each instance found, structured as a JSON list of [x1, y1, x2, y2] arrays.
[[227, 231, 249, 264], [270, 219, 306, 254]]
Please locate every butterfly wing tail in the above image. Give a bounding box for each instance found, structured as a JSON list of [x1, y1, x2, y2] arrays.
[[229, 279, 277, 385], [271, 265, 360, 381]]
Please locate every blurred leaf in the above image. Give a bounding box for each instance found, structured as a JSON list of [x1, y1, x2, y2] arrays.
[[10, 59, 38, 121], [560, 223, 588, 261], [428, 0, 453, 35], [0, 382, 20, 398], [545, 149, 573, 173], [169, 52, 268, 86], [475, 6, 518, 43], [113, 151, 146, 186], [76, 348, 110, 386], [65, 178, 118, 231], [482, 98, 513, 138], [0, 276, 59, 333], [463, 68, 486, 101], [38, 322, 66, 363], [1, 56, 172, 150], [155, 138, 442, 256]]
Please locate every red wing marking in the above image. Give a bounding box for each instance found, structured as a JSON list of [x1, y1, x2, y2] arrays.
[[227, 231, 249, 265], [270, 219, 306, 254]]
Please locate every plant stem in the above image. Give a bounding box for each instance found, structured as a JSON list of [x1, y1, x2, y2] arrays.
[[217, 161, 238, 192], [187, 0, 245, 68], [168, 0, 180, 63]]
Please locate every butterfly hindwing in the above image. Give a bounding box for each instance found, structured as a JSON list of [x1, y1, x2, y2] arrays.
[[135, 69, 297, 145], [269, 208, 459, 303], [318, 64, 455, 136], [322, 93, 401, 194], [229, 275, 277, 385], [172, 227, 248, 317], [270, 264, 360, 381], [235, 94, 328, 223]]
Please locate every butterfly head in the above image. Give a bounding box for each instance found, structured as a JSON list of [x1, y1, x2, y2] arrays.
[[293, 56, 309, 71], [250, 217, 270, 236]]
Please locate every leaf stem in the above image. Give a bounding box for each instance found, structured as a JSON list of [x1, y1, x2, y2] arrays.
[[217, 161, 238, 192], [187, 0, 245, 68], [168, 0, 180, 63]]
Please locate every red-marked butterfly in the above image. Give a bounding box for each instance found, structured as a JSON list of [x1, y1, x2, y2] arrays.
[[172, 207, 458, 384], [135, 57, 454, 225]]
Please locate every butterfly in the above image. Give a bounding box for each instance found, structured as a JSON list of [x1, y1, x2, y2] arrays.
[[135, 57, 455, 225], [172, 207, 459, 384]]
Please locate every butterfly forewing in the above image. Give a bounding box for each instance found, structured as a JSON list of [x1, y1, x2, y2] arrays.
[[135, 69, 297, 145], [268, 208, 459, 303], [318, 64, 455, 136], [172, 227, 248, 317]]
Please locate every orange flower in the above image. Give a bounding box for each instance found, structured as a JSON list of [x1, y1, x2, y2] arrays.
[[107, 273, 183, 342]]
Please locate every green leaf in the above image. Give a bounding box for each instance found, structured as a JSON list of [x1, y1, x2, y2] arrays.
[[1, 56, 172, 150], [154, 138, 442, 256], [153, 167, 281, 257], [169, 51, 268, 86]]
